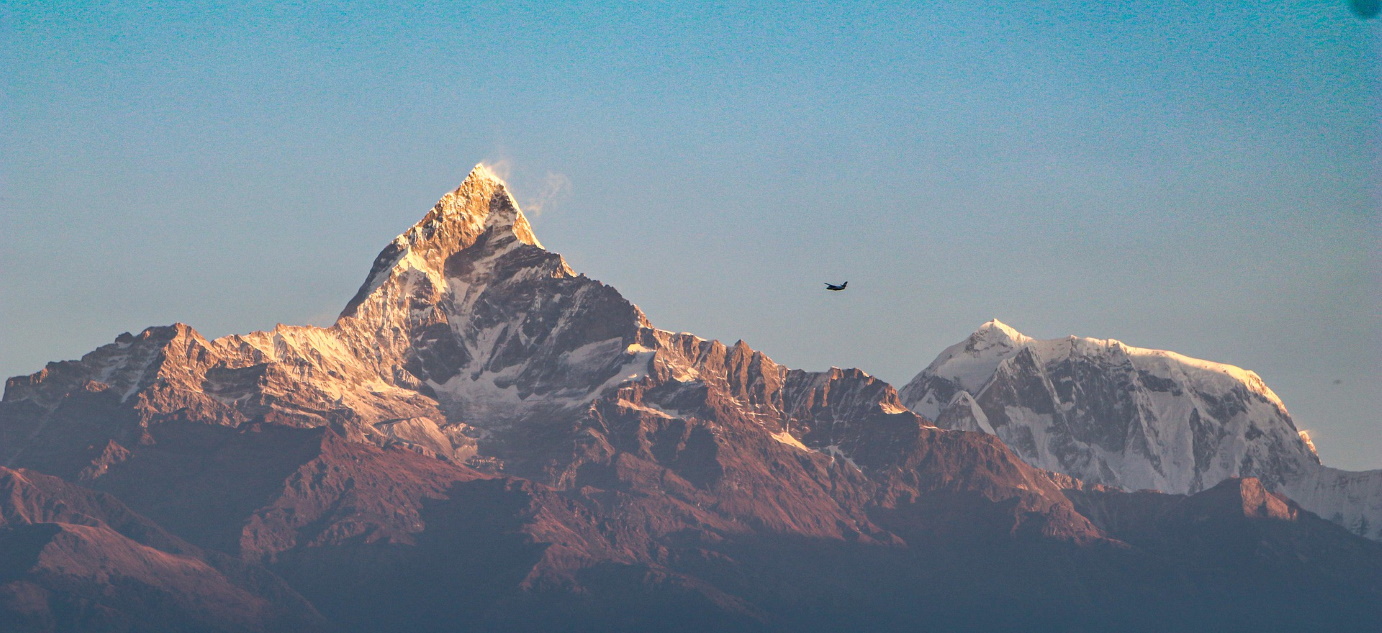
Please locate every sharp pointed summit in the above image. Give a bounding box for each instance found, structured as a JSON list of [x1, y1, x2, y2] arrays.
[[340, 164, 544, 319], [420, 163, 542, 251]]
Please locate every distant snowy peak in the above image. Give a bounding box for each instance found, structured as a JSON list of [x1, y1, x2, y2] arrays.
[[900, 320, 1317, 493], [899, 319, 1029, 420], [900, 320, 1382, 540], [976, 318, 1032, 346], [901, 320, 1286, 421]]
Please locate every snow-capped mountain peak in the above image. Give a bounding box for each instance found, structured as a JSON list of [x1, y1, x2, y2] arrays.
[[977, 319, 1031, 346], [340, 164, 544, 319], [902, 321, 1314, 490], [423, 163, 542, 250], [901, 320, 1382, 540], [900, 319, 1032, 420]]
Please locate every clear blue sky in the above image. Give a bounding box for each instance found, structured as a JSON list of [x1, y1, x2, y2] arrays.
[[2, 1, 1378, 468]]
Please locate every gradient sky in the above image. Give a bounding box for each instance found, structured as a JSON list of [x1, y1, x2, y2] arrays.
[[2, 1, 1378, 469]]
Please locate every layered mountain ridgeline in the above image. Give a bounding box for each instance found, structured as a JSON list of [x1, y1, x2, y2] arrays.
[[2, 166, 1380, 631], [0, 467, 327, 633], [1064, 477, 1382, 631], [901, 319, 1382, 540]]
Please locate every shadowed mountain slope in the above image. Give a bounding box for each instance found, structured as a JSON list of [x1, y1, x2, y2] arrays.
[[0, 467, 327, 633]]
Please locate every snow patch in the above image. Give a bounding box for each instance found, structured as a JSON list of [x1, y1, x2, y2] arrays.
[[770, 430, 810, 452], [618, 399, 676, 419], [821, 444, 862, 471], [879, 401, 909, 415]]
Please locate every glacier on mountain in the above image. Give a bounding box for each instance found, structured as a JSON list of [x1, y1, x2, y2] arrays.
[[900, 319, 1382, 540]]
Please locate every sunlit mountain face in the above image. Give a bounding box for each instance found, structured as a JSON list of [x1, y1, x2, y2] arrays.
[[2, 169, 1379, 633]]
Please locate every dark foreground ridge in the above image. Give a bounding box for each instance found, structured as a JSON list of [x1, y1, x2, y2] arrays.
[[3, 166, 1379, 632]]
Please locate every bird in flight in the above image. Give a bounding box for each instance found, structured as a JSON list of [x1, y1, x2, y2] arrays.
[[824, 281, 848, 291]]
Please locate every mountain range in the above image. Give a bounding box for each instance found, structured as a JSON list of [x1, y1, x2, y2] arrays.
[[2, 165, 1378, 632]]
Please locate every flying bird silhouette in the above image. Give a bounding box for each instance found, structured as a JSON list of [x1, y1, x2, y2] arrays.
[[824, 281, 847, 291]]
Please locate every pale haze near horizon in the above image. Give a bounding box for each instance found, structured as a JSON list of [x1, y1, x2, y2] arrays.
[[2, 1, 1378, 469]]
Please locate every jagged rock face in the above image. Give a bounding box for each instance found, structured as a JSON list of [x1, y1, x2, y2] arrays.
[[901, 320, 1382, 540], [0, 167, 638, 477], [0, 322, 447, 478], [333, 166, 650, 432]]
